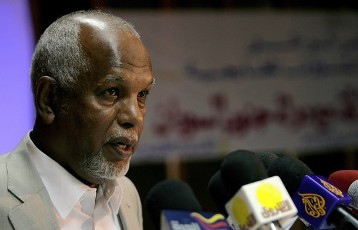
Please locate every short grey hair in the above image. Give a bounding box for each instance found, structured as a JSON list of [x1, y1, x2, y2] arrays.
[[30, 10, 140, 94]]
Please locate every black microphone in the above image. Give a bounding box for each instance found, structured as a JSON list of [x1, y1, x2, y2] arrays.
[[267, 155, 313, 197], [267, 155, 357, 230], [212, 149, 297, 230], [146, 179, 202, 229], [220, 149, 268, 196], [254, 152, 279, 170], [208, 170, 233, 217], [146, 179, 231, 230], [208, 150, 278, 217]]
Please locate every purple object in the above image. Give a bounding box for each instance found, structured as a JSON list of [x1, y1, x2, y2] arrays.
[[293, 175, 352, 229], [0, 0, 34, 154]]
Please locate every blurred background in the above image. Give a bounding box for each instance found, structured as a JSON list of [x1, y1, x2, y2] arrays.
[[1, 0, 358, 229]]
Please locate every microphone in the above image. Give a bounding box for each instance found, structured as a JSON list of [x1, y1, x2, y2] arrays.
[[208, 170, 233, 217], [220, 150, 268, 196], [208, 151, 275, 218], [328, 170, 358, 194], [268, 155, 357, 229], [328, 170, 358, 210], [218, 150, 298, 230], [254, 152, 279, 170], [349, 181, 358, 213], [146, 179, 232, 230]]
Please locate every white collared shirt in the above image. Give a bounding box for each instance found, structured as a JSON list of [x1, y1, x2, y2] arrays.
[[25, 132, 123, 229]]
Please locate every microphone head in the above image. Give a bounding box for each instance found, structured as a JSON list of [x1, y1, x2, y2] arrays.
[[207, 170, 232, 216], [348, 180, 358, 210], [146, 179, 202, 229], [267, 155, 313, 196], [328, 170, 358, 211], [328, 170, 358, 193], [220, 149, 268, 196], [255, 151, 278, 170]]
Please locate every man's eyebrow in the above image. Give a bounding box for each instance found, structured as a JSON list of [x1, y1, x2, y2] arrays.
[[99, 75, 155, 86], [103, 75, 124, 83]]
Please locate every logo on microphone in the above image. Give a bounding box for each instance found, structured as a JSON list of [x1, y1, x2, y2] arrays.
[[320, 179, 344, 197], [190, 212, 230, 229], [230, 196, 257, 230], [298, 193, 326, 218], [162, 210, 231, 230], [256, 183, 293, 218]]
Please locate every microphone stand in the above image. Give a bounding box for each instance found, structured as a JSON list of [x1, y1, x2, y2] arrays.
[[328, 205, 358, 230]]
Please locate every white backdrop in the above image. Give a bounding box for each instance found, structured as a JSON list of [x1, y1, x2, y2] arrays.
[[110, 10, 358, 163], [1, 8, 357, 163]]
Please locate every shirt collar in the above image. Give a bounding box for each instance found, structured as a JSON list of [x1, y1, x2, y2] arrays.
[[26, 132, 92, 219], [99, 179, 122, 215], [25, 132, 123, 218]]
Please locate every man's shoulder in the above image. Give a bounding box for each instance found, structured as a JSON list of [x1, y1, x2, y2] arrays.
[[0, 135, 29, 166], [0, 153, 9, 168], [0, 153, 10, 195], [0, 152, 9, 160], [0, 152, 17, 186], [117, 176, 137, 190], [117, 176, 141, 202]]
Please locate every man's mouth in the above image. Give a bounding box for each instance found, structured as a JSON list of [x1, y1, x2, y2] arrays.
[[113, 142, 131, 151], [107, 143, 132, 160], [106, 136, 137, 160]]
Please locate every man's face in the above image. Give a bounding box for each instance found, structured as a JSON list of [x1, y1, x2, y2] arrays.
[[54, 23, 154, 185]]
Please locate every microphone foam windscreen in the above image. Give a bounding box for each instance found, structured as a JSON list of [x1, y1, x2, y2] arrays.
[[255, 152, 278, 170], [146, 179, 202, 229], [328, 170, 358, 193], [220, 149, 268, 196], [267, 155, 313, 196], [348, 180, 358, 210], [208, 170, 232, 216]]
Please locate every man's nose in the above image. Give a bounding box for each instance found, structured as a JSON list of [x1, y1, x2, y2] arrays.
[[117, 97, 143, 129]]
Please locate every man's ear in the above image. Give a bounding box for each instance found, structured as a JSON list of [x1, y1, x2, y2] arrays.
[[35, 76, 58, 124]]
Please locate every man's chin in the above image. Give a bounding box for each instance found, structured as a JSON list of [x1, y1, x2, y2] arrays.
[[80, 170, 123, 186], [78, 153, 130, 184], [95, 162, 129, 180]]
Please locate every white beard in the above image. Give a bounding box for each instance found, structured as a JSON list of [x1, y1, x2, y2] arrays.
[[79, 149, 130, 181]]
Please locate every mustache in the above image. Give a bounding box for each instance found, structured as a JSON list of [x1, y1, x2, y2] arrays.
[[103, 129, 138, 143]]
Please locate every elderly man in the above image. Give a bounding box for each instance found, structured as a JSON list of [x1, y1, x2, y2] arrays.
[[0, 10, 154, 230]]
